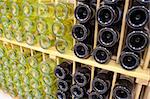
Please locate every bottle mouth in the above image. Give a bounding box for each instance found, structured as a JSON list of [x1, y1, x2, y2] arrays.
[[75, 3, 92, 23], [55, 38, 68, 53], [4, 29, 14, 40], [40, 62, 50, 74], [93, 46, 111, 64], [71, 85, 84, 98], [11, 3, 19, 16], [127, 6, 149, 29], [93, 78, 108, 94], [74, 72, 87, 87], [98, 28, 119, 47], [113, 85, 131, 99], [55, 66, 66, 79], [15, 30, 24, 42], [26, 32, 36, 45], [23, 2, 33, 17], [89, 91, 104, 99], [57, 90, 66, 99], [126, 31, 149, 52], [58, 80, 69, 92], [37, 18, 47, 33], [23, 18, 33, 32], [97, 5, 115, 27], [104, 0, 120, 4], [74, 43, 89, 58], [72, 24, 88, 41], [39, 35, 51, 49], [120, 52, 140, 70]]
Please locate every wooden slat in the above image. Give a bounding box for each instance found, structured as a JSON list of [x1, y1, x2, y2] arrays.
[[143, 86, 150, 99], [134, 84, 143, 99], [0, 37, 149, 81], [116, 0, 130, 63], [109, 72, 117, 99], [143, 46, 150, 69], [89, 66, 95, 92]]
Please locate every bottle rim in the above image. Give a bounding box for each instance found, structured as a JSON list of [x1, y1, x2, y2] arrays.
[[89, 91, 104, 99], [74, 43, 89, 58], [93, 78, 108, 94], [72, 24, 88, 41], [57, 90, 67, 99], [75, 3, 92, 23], [98, 27, 119, 47], [36, 18, 47, 34], [126, 6, 149, 29], [74, 72, 88, 87], [25, 32, 36, 45], [113, 85, 131, 99], [55, 38, 68, 53], [57, 79, 69, 92], [11, 2, 19, 17], [126, 31, 149, 52], [92, 46, 111, 64], [104, 0, 120, 4], [71, 84, 84, 98], [23, 2, 33, 17], [97, 5, 115, 27], [55, 66, 66, 79], [39, 35, 51, 49], [136, 0, 150, 4], [120, 51, 140, 70]]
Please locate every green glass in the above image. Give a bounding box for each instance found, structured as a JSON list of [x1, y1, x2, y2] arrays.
[[11, 2, 20, 17], [11, 17, 21, 30], [4, 29, 14, 40], [0, 28, 3, 37], [39, 34, 55, 49], [32, 89, 43, 98], [1, 15, 11, 29], [23, 18, 35, 32], [42, 75, 56, 87], [15, 29, 25, 42], [55, 2, 74, 20], [30, 78, 39, 89], [25, 31, 38, 45], [0, 44, 5, 58], [36, 17, 48, 34], [30, 68, 41, 80], [40, 59, 56, 75], [7, 49, 18, 60]]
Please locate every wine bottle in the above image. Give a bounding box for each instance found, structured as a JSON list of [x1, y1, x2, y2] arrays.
[[11, 17, 21, 30], [15, 29, 25, 42], [104, 0, 120, 4], [92, 46, 112, 64], [98, 27, 119, 47], [55, 61, 72, 79], [74, 66, 91, 87], [126, 31, 149, 52], [75, 3, 95, 23], [136, 0, 150, 4], [89, 91, 104, 99], [113, 76, 134, 99], [11, 2, 20, 17], [4, 29, 14, 40], [119, 48, 140, 70], [126, 6, 149, 29], [74, 42, 92, 59], [57, 90, 71, 99], [92, 70, 113, 94], [97, 5, 122, 26], [72, 24, 90, 42], [57, 79, 72, 92], [71, 84, 88, 99], [23, 18, 36, 32]]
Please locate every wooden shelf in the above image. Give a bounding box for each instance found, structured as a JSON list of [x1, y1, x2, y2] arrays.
[[0, 37, 149, 81]]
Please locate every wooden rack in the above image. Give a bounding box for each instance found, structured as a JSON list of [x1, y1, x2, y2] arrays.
[[0, 0, 149, 99]]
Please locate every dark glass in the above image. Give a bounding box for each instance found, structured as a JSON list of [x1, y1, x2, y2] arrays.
[[126, 6, 149, 29], [74, 42, 92, 59], [56, 90, 71, 99], [113, 78, 134, 99], [92, 46, 112, 64], [92, 70, 113, 94], [136, 0, 150, 4], [57, 79, 72, 92], [89, 91, 104, 99], [97, 5, 122, 26], [71, 84, 88, 99], [74, 66, 91, 87], [126, 31, 149, 52], [120, 48, 140, 70], [55, 61, 72, 79], [72, 24, 90, 42], [104, 0, 120, 4], [75, 3, 95, 23], [98, 27, 119, 47]]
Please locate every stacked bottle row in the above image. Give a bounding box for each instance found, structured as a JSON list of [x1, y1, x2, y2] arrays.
[[0, 43, 57, 98], [54, 63, 136, 99], [72, 0, 149, 70], [72, 0, 96, 58], [55, 61, 73, 99], [0, 0, 74, 53], [119, 0, 149, 70]]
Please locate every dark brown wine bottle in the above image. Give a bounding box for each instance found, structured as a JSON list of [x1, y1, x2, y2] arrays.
[[89, 91, 104, 99], [92, 46, 112, 64], [74, 42, 92, 59], [98, 27, 119, 47], [56, 90, 71, 99], [57, 79, 72, 92], [104, 0, 121, 4], [97, 5, 122, 26], [119, 48, 140, 70], [113, 76, 134, 99], [126, 30, 149, 52], [92, 70, 113, 94], [126, 6, 149, 29], [74, 66, 91, 87], [75, 3, 95, 23], [55, 61, 72, 79]]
